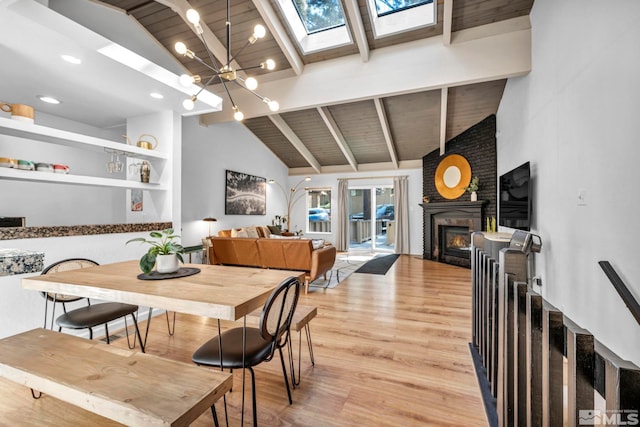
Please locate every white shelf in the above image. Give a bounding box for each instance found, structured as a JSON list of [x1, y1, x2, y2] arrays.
[[0, 117, 168, 161], [0, 167, 166, 190]]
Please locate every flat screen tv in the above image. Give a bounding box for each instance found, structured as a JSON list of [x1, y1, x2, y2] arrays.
[[499, 161, 531, 231]]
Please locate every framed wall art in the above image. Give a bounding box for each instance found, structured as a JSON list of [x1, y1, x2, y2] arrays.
[[225, 169, 266, 215]]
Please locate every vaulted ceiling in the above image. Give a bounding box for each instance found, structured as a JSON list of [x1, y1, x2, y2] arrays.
[[2, 0, 533, 175]]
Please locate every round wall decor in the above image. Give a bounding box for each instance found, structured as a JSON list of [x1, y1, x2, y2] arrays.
[[434, 154, 472, 199]]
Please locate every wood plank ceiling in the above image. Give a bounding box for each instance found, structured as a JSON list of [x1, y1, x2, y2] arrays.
[[97, 0, 533, 174]]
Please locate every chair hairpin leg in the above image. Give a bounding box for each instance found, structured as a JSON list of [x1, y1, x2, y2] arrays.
[[165, 310, 176, 335], [287, 333, 298, 387], [211, 403, 220, 427], [305, 323, 315, 366], [30, 388, 42, 399], [278, 345, 293, 405], [130, 311, 145, 353]]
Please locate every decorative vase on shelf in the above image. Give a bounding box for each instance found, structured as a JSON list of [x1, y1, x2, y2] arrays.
[[156, 254, 180, 274], [470, 191, 478, 202]]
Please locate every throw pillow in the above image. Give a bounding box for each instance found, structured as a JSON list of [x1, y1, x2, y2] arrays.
[[258, 225, 271, 238], [311, 239, 325, 249], [269, 234, 302, 239], [231, 228, 249, 238], [246, 226, 259, 238], [267, 225, 282, 235]]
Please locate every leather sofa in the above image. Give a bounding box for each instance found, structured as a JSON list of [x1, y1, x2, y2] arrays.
[[207, 236, 336, 293]]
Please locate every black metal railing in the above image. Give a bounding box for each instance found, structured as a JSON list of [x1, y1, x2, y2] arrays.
[[598, 261, 640, 327], [472, 233, 640, 426]]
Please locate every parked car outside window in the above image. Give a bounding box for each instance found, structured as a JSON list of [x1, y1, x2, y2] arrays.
[[308, 208, 329, 221], [376, 204, 394, 220]]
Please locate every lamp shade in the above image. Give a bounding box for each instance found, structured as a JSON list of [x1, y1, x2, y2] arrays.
[[202, 217, 217, 222]]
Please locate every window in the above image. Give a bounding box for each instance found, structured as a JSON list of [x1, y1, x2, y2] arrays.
[[366, 0, 436, 39], [374, 0, 432, 17], [307, 189, 331, 233], [293, 0, 345, 34], [276, 0, 351, 54]]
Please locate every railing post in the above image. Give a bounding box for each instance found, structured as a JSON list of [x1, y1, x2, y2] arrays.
[[541, 302, 564, 427], [526, 291, 543, 426], [565, 318, 594, 427], [497, 249, 527, 427], [514, 281, 529, 427]]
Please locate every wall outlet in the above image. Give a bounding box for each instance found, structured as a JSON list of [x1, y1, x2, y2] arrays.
[[577, 189, 587, 206]]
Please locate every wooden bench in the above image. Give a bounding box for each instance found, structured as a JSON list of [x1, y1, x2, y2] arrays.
[[290, 305, 317, 386], [0, 328, 232, 426]]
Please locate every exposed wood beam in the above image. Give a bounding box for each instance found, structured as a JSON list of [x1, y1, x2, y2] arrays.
[[443, 0, 453, 46], [440, 87, 448, 155], [201, 22, 531, 123], [317, 107, 358, 172], [373, 98, 398, 169], [268, 115, 322, 173], [252, 0, 304, 76], [155, 0, 242, 75], [343, 0, 370, 62]]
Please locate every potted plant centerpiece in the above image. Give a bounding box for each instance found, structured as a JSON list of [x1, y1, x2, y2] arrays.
[[126, 228, 184, 274], [465, 176, 479, 201]]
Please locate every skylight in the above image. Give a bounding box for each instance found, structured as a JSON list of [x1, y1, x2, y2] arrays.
[[293, 0, 345, 34], [277, 0, 351, 54], [374, 0, 432, 17], [367, 0, 436, 38]]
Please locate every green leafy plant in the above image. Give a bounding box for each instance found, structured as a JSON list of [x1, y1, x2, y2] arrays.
[[126, 228, 184, 274], [465, 176, 479, 193]]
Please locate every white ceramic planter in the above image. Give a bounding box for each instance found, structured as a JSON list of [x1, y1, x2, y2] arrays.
[[156, 254, 179, 274], [470, 191, 478, 202]]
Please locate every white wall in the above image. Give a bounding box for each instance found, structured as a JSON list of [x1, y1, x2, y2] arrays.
[[180, 117, 290, 247], [497, 0, 640, 365]]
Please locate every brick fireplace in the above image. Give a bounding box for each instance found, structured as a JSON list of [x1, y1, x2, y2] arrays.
[[422, 201, 487, 268]]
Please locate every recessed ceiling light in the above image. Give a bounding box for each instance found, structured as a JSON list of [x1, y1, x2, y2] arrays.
[[150, 92, 164, 99], [38, 96, 61, 104], [61, 54, 82, 65]]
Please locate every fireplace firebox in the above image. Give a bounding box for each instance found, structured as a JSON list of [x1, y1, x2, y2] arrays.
[[421, 200, 487, 268], [441, 226, 471, 259]]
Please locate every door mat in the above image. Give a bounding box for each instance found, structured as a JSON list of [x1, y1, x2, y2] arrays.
[[354, 254, 400, 275]]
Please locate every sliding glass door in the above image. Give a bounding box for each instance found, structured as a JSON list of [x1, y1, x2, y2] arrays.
[[348, 186, 394, 252]]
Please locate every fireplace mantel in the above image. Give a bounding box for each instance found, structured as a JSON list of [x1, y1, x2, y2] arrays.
[[421, 200, 488, 267]]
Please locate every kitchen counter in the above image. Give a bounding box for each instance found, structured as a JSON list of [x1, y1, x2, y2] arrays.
[[0, 248, 44, 276]]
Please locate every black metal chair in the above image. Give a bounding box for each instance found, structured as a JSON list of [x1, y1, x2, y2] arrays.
[[41, 258, 144, 351], [192, 276, 300, 427]]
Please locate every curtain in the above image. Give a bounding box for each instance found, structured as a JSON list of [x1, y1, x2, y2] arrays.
[[336, 179, 349, 251], [393, 176, 409, 254]]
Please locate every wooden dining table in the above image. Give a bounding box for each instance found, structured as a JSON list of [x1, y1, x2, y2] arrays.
[[22, 260, 305, 322], [18, 260, 305, 425]]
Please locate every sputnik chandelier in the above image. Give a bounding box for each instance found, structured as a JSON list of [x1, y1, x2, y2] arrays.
[[175, 0, 279, 121]]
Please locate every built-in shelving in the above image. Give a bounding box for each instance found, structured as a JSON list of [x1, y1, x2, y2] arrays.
[[0, 117, 168, 190], [0, 167, 165, 190], [0, 117, 168, 161]]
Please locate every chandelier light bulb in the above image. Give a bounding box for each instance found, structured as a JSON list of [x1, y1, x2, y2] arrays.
[[186, 9, 200, 25], [264, 59, 276, 70], [179, 74, 193, 87], [253, 24, 266, 39], [267, 99, 279, 112], [233, 108, 245, 121], [175, 42, 187, 55], [183, 97, 196, 110], [245, 77, 258, 91]]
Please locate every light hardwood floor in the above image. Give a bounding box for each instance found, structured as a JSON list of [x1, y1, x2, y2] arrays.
[[0, 255, 488, 426]]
